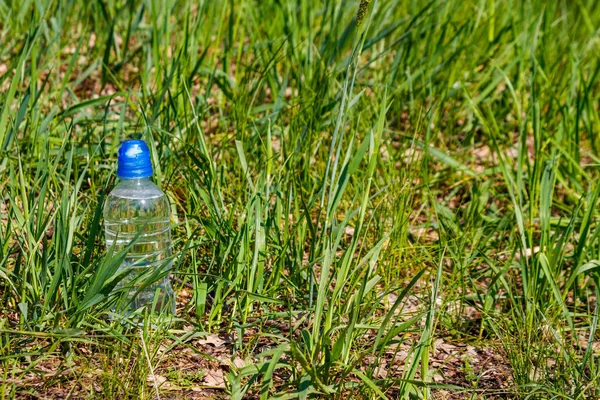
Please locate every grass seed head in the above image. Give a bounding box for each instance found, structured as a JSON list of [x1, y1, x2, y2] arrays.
[[356, 0, 372, 27]]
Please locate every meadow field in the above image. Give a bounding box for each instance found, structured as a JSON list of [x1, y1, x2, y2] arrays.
[[1, 0, 600, 398]]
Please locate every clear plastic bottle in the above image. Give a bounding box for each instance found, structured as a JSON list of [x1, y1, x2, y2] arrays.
[[103, 139, 176, 317]]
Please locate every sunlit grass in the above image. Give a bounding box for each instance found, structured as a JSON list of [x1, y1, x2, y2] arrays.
[[1, 0, 600, 398]]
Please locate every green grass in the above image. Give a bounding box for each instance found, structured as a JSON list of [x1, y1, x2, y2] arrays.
[[1, 0, 600, 398]]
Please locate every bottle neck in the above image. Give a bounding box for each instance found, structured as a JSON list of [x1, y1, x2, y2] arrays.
[[119, 176, 152, 185]]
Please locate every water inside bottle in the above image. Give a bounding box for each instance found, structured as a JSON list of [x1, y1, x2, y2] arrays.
[[104, 179, 176, 317]]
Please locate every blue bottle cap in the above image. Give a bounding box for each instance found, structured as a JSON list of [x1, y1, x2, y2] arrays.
[[117, 139, 153, 179]]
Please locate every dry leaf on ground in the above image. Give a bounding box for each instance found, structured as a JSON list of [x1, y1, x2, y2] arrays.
[[202, 369, 225, 388]]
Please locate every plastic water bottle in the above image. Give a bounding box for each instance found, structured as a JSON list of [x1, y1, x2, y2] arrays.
[[103, 139, 176, 317]]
